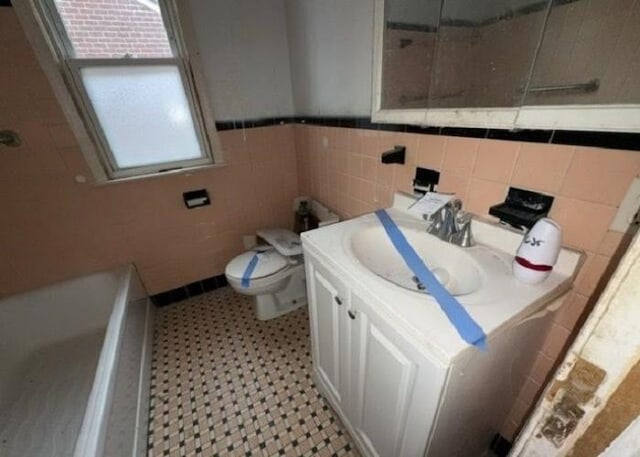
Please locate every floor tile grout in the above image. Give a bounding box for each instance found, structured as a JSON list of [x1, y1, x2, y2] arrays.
[[147, 287, 359, 457]]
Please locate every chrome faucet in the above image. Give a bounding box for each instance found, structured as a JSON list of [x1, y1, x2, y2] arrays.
[[426, 199, 475, 247]]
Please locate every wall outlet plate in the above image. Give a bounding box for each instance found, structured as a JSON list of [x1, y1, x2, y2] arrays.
[[610, 177, 640, 232]]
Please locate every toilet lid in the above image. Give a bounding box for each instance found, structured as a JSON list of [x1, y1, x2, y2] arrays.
[[257, 228, 303, 256], [226, 249, 288, 280]]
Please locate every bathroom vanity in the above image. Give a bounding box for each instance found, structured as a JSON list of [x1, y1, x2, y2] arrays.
[[301, 193, 582, 457]]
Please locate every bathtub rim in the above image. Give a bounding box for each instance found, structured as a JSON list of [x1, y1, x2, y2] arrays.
[[73, 264, 150, 457]]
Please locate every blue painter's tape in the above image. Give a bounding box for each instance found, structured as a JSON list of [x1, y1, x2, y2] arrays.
[[241, 253, 260, 288], [374, 209, 487, 350]]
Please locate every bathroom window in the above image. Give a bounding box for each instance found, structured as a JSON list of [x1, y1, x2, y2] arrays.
[[35, 0, 214, 179]]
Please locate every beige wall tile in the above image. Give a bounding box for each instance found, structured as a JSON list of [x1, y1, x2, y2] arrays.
[[598, 230, 625, 256], [473, 139, 520, 183], [542, 323, 572, 359], [403, 134, 421, 167], [376, 162, 395, 187], [335, 172, 349, 196], [561, 147, 640, 206], [511, 143, 574, 194], [350, 177, 376, 205], [573, 253, 612, 297], [507, 398, 531, 428], [438, 173, 470, 199], [517, 377, 543, 405], [375, 184, 394, 208], [393, 164, 415, 194], [347, 152, 363, 178], [530, 352, 556, 385], [549, 197, 617, 252], [379, 131, 415, 156], [354, 129, 380, 157], [501, 419, 520, 442], [554, 292, 590, 330], [465, 178, 507, 217], [361, 155, 378, 181], [442, 136, 479, 177], [218, 130, 250, 164], [328, 127, 351, 152], [417, 134, 446, 170]]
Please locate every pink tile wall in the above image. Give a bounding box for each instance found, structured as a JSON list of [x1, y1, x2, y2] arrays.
[[295, 124, 640, 440], [0, 9, 298, 297]]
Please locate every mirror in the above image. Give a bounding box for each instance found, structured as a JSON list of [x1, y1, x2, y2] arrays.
[[430, 0, 549, 108], [381, 1, 442, 109], [524, 0, 640, 106], [381, 0, 551, 110], [376, 0, 640, 131]]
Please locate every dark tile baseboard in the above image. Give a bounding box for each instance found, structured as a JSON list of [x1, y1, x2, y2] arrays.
[[215, 116, 640, 152], [490, 433, 513, 457], [151, 273, 228, 307]]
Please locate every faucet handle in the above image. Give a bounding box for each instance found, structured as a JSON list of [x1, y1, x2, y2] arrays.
[[455, 209, 471, 226], [450, 213, 475, 247], [426, 206, 446, 236], [448, 198, 462, 212]]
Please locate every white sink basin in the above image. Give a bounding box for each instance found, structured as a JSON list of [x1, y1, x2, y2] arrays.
[[348, 224, 482, 296]]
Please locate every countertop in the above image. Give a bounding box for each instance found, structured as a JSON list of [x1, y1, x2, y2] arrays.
[[301, 199, 583, 364]]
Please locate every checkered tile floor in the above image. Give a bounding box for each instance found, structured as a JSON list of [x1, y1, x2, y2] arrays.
[[147, 287, 359, 457]]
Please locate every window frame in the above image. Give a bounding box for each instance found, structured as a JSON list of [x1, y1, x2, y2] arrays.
[[35, 0, 216, 180]]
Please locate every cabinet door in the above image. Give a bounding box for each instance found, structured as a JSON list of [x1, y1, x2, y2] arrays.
[[305, 258, 351, 411], [350, 295, 446, 457]]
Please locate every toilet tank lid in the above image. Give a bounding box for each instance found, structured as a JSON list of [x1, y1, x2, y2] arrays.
[[226, 249, 288, 280], [257, 229, 303, 256]]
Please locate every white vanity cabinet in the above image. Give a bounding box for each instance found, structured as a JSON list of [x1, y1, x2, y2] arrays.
[[302, 202, 581, 457], [305, 257, 353, 418], [305, 252, 447, 457], [348, 294, 447, 457]]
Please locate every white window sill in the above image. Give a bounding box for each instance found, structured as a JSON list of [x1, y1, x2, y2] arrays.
[[89, 162, 227, 187]]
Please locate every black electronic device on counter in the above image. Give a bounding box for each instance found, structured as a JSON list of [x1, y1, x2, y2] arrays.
[[489, 187, 554, 230]]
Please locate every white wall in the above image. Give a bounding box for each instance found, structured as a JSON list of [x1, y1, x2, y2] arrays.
[[184, 0, 375, 119], [186, 0, 295, 121], [285, 0, 374, 117], [184, 1, 548, 120]]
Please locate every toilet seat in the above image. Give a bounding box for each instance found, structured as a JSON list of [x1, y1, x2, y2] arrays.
[[225, 249, 289, 281]]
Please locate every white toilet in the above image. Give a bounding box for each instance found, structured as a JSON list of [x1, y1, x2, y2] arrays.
[[225, 229, 307, 320]]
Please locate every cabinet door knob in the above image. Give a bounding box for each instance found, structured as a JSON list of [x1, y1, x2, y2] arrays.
[[348, 310, 356, 320], [335, 296, 343, 305]]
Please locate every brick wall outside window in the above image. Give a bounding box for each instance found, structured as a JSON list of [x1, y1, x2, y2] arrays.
[[56, 0, 172, 58]]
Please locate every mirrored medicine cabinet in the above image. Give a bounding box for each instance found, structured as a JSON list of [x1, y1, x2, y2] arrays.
[[373, 0, 640, 131]]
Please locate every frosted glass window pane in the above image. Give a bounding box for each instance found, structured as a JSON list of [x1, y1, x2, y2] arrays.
[[80, 65, 203, 168], [54, 0, 173, 58]]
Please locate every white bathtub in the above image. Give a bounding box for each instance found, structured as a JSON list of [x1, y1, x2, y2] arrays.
[[0, 265, 153, 457]]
